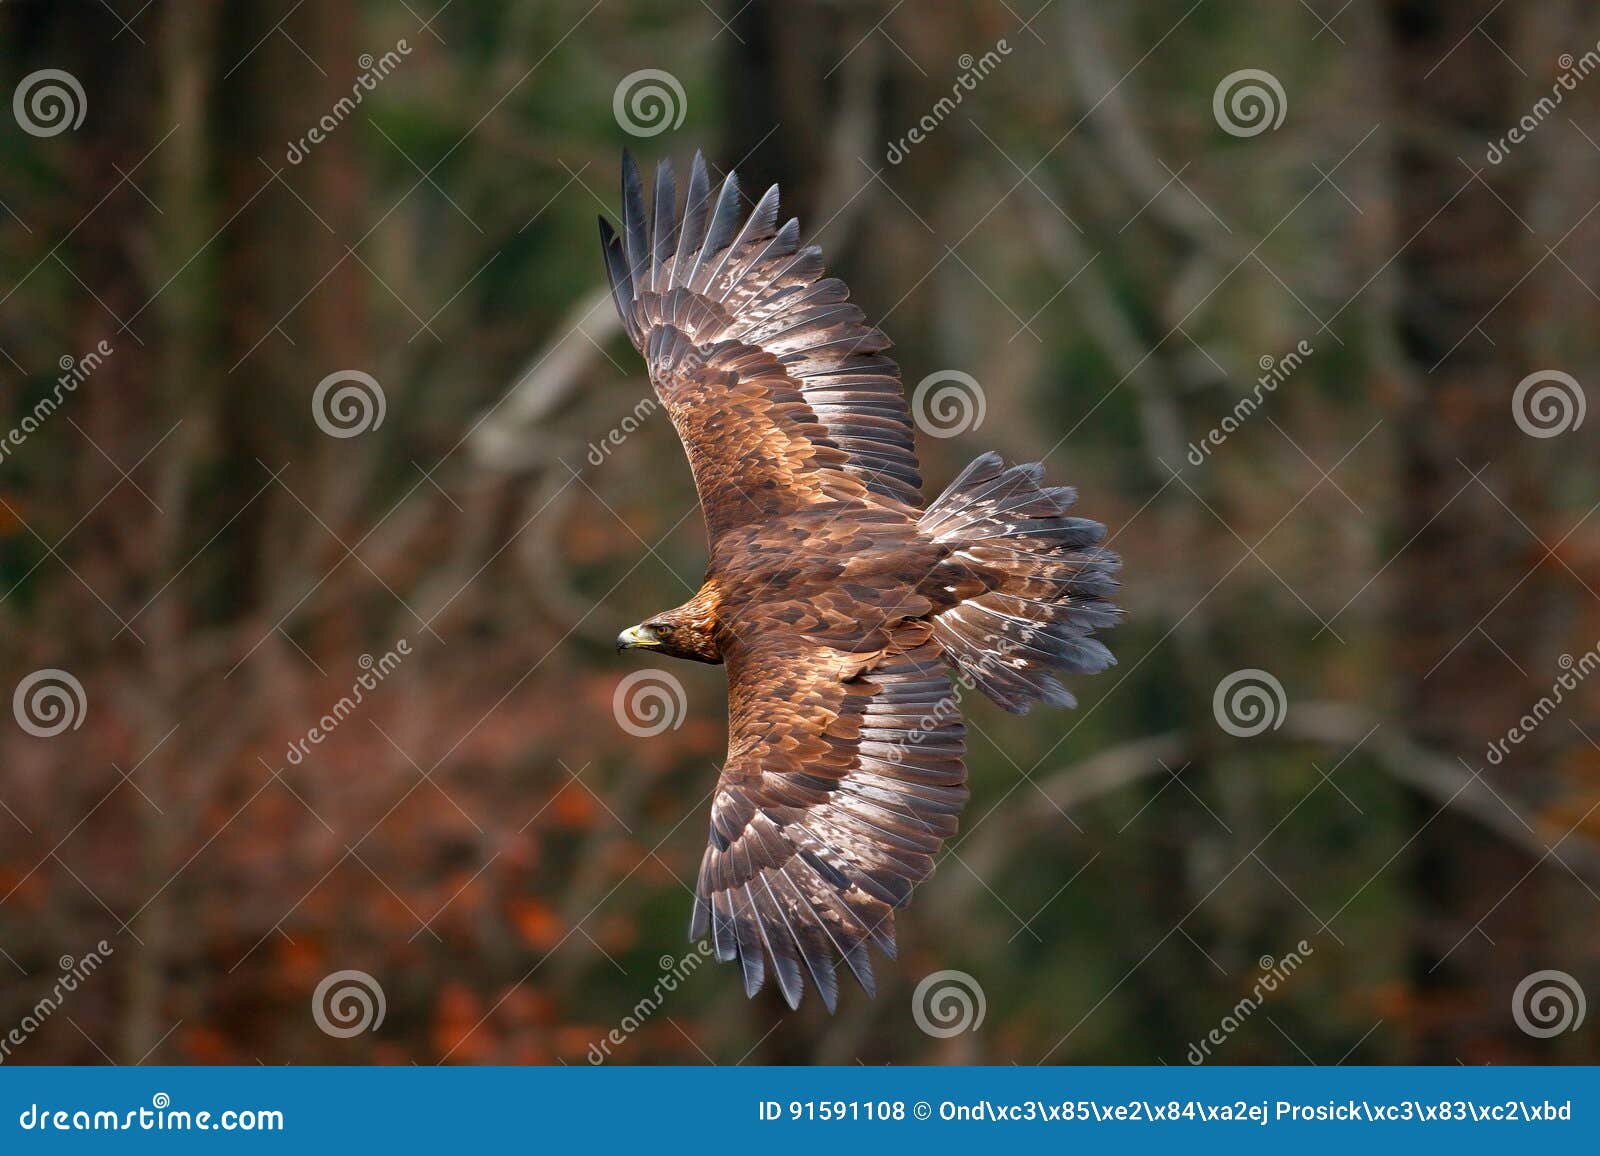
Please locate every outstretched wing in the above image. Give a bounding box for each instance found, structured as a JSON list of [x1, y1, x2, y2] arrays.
[[598, 152, 924, 541], [691, 628, 967, 1011]]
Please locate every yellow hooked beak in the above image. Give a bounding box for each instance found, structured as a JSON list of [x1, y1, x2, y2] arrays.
[[616, 624, 662, 652]]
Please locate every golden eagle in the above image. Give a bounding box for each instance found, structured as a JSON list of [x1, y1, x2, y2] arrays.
[[599, 152, 1119, 1010]]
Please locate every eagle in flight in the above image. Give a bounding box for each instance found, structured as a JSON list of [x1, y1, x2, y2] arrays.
[[599, 152, 1119, 1011]]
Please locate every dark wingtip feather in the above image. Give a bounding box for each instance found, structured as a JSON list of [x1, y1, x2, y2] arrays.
[[769, 873, 841, 1014], [813, 962, 839, 1014], [700, 172, 743, 261], [620, 151, 649, 286], [749, 883, 806, 1010], [845, 945, 877, 999], [650, 158, 677, 290], [774, 970, 803, 1010], [732, 889, 767, 997], [672, 152, 712, 287], [860, 909, 899, 960], [758, 182, 780, 222], [597, 216, 635, 336]]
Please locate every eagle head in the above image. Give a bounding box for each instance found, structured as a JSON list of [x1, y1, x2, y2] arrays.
[[616, 606, 722, 665], [617, 582, 723, 664]]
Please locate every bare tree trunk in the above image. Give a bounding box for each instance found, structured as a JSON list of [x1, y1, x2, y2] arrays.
[[1382, 0, 1568, 1061], [27, 0, 166, 1065]]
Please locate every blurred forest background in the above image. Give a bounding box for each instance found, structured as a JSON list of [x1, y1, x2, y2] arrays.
[[2, 0, 1598, 1065]]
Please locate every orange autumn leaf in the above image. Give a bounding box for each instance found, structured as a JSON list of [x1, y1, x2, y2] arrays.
[[182, 1026, 233, 1065], [274, 936, 326, 986], [510, 897, 563, 950], [0, 495, 22, 536], [431, 981, 486, 1062], [556, 1024, 603, 1058], [551, 784, 597, 827]]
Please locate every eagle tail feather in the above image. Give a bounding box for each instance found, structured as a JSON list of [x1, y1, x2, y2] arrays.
[[922, 451, 1121, 714]]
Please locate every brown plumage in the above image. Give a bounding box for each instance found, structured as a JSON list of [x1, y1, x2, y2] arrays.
[[600, 151, 1120, 1011]]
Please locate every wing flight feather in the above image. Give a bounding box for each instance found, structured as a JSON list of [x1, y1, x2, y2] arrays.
[[689, 630, 966, 1010], [599, 151, 925, 529]]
